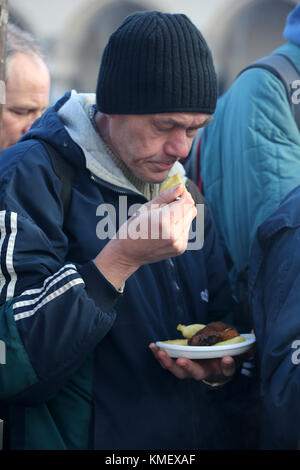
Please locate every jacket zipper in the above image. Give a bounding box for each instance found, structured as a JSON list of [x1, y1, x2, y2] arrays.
[[90, 173, 148, 202], [91, 172, 184, 299]]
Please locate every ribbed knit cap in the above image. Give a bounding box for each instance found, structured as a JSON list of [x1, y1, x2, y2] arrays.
[[96, 11, 217, 114]]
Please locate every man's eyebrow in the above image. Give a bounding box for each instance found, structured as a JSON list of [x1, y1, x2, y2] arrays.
[[197, 116, 213, 128], [186, 117, 213, 130], [156, 116, 213, 129], [153, 116, 213, 131]]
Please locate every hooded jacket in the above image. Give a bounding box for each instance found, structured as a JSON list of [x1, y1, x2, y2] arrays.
[[198, 4, 300, 298], [249, 184, 300, 449], [0, 91, 234, 450]]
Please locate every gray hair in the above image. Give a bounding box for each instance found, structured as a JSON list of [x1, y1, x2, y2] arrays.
[[5, 23, 46, 81]]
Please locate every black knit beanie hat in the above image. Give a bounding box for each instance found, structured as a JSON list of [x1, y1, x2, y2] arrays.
[[96, 11, 217, 115]]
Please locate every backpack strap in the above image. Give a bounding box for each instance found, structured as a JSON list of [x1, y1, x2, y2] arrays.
[[184, 128, 204, 191], [37, 139, 75, 216], [239, 53, 300, 130], [185, 177, 205, 205]]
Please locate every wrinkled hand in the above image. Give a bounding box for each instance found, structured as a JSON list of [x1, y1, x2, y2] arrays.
[[149, 343, 236, 383], [94, 184, 197, 289], [115, 183, 196, 265]]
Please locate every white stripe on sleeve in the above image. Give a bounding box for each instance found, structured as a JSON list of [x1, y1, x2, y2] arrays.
[[17, 263, 77, 298], [0, 210, 18, 300], [13, 267, 78, 310], [0, 211, 7, 294], [6, 212, 18, 300], [14, 278, 85, 321]]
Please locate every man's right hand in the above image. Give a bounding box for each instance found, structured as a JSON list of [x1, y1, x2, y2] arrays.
[[93, 184, 197, 290]]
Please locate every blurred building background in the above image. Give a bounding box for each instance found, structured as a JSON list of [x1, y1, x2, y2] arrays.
[[7, 0, 298, 102]]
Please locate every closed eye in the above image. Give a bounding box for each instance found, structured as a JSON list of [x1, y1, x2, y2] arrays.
[[10, 108, 29, 115]]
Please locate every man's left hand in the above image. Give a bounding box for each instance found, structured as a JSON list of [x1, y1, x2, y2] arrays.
[[149, 343, 236, 384]]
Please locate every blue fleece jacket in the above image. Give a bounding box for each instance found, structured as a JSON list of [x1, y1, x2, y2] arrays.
[[199, 38, 300, 299], [0, 92, 238, 450]]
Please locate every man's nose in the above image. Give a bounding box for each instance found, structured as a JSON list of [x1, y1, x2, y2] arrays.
[[23, 122, 32, 134], [164, 130, 190, 159], [22, 112, 41, 134]]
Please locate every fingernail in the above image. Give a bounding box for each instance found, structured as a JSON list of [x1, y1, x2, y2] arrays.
[[178, 359, 187, 368]]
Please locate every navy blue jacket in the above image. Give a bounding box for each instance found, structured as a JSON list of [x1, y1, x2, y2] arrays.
[[0, 92, 234, 450], [249, 185, 300, 449]]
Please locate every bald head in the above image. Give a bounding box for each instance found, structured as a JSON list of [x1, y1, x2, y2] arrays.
[[1, 52, 50, 150]]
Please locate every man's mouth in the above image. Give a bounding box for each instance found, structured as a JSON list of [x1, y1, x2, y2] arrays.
[[151, 160, 177, 170]]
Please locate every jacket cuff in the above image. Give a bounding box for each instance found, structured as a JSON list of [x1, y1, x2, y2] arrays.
[[78, 260, 123, 311]]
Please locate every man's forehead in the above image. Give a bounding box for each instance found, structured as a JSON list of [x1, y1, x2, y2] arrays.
[[5, 53, 50, 101], [7, 52, 50, 87], [152, 113, 211, 127]]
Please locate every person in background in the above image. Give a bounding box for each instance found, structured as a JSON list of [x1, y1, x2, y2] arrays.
[[0, 21, 50, 450], [249, 183, 300, 449], [0, 23, 50, 151], [0, 11, 251, 450], [186, 4, 300, 329]]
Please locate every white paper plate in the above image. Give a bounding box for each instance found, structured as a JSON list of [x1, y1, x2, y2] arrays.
[[156, 333, 255, 359]]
